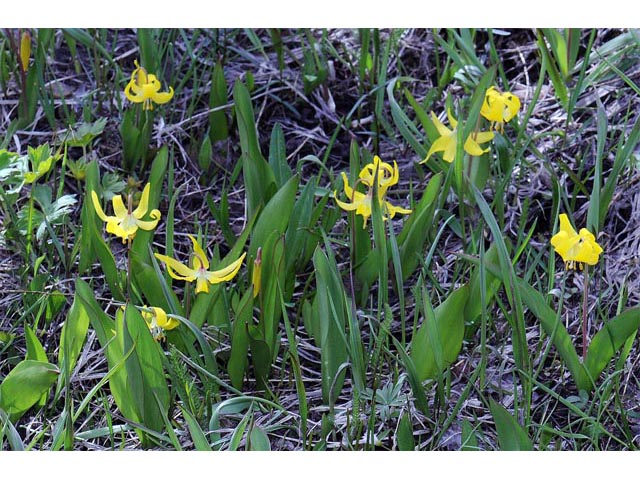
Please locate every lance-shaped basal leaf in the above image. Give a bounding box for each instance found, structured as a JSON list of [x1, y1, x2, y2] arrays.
[[0, 360, 59, 422]]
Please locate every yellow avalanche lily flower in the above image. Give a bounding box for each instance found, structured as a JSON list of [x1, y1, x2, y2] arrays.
[[550, 214, 603, 270], [481, 86, 521, 132], [334, 156, 412, 228], [155, 235, 246, 294], [420, 109, 494, 164], [141, 306, 179, 341], [358, 155, 399, 195], [124, 60, 174, 111], [91, 182, 161, 243]]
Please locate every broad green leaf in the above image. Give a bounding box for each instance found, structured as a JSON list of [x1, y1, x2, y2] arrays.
[[75, 279, 139, 425], [284, 180, 321, 296], [55, 291, 90, 402], [248, 425, 270, 451], [461, 419, 479, 451], [489, 400, 533, 451], [397, 172, 442, 280], [198, 135, 212, 171], [78, 160, 101, 273], [248, 332, 272, 391], [256, 232, 286, 360], [397, 413, 415, 451], [122, 305, 170, 436], [228, 288, 254, 390], [233, 79, 276, 220], [209, 61, 229, 143], [24, 325, 47, 363], [411, 284, 467, 381], [181, 406, 212, 451], [584, 307, 640, 384], [313, 246, 348, 404], [24, 325, 49, 407], [248, 174, 299, 261], [58, 293, 90, 376], [268, 123, 291, 188], [0, 360, 59, 422]]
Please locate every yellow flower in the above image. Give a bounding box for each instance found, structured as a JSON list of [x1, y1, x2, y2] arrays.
[[550, 213, 603, 270], [420, 109, 494, 164], [334, 156, 412, 228], [155, 235, 246, 294], [91, 182, 161, 244], [124, 60, 174, 111], [480, 86, 521, 132], [358, 155, 399, 195], [141, 306, 179, 341]]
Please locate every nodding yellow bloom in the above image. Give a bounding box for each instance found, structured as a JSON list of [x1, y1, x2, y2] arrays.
[[91, 182, 161, 244], [155, 235, 246, 294], [358, 155, 399, 195], [141, 306, 179, 341], [480, 86, 521, 132], [420, 109, 494, 164], [550, 213, 603, 270], [124, 60, 174, 111], [334, 156, 412, 228]]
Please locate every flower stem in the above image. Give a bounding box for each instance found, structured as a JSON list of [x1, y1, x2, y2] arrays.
[[581, 266, 589, 359], [25, 186, 35, 263], [127, 237, 132, 301]]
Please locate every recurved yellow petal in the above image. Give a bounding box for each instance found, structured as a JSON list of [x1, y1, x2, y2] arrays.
[[154, 253, 197, 281], [152, 87, 174, 105], [206, 252, 246, 285], [422, 135, 451, 163], [135, 209, 161, 231], [151, 307, 179, 330], [430, 111, 451, 137], [464, 136, 490, 157], [188, 234, 210, 270], [112, 194, 129, 219], [133, 183, 151, 219], [446, 109, 458, 130], [334, 195, 359, 211], [91, 191, 110, 222]]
